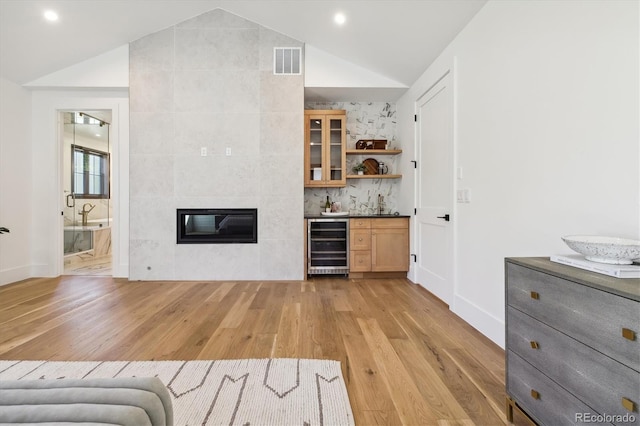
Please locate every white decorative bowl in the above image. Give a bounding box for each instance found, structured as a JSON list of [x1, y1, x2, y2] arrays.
[[561, 235, 640, 265]]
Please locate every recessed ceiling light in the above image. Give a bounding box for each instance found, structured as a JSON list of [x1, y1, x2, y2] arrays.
[[334, 12, 346, 26], [43, 10, 59, 22]]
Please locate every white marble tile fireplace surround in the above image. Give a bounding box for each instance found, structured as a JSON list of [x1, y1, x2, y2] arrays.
[[129, 9, 304, 281]]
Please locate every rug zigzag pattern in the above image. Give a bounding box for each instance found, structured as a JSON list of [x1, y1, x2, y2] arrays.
[[0, 359, 354, 426]]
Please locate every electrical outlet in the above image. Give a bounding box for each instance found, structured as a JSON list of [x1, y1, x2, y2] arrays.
[[200, 147, 207, 157], [225, 147, 232, 156]]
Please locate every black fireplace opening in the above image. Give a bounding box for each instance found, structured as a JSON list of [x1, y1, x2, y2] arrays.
[[177, 208, 257, 244]]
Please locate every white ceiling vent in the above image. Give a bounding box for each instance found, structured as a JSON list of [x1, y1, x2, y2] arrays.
[[273, 47, 301, 75]]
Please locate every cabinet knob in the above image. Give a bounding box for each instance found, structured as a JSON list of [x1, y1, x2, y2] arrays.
[[622, 397, 636, 412], [530, 341, 539, 349], [358, 238, 363, 242], [622, 328, 636, 341], [531, 390, 540, 400], [530, 291, 539, 300]]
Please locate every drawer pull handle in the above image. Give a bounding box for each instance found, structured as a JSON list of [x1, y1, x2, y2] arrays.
[[530, 291, 539, 300], [622, 397, 635, 412], [530, 341, 539, 349], [622, 328, 636, 341], [531, 390, 540, 400], [358, 238, 363, 242]]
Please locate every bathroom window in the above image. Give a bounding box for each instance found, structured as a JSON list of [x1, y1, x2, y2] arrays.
[[72, 145, 110, 199]]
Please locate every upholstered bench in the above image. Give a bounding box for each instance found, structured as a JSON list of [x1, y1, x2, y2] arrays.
[[0, 377, 173, 425]]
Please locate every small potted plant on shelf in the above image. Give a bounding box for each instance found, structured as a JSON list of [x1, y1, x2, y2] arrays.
[[352, 163, 366, 175]]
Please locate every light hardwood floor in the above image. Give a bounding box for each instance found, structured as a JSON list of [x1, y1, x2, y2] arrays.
[[0, 275, 530, 425]]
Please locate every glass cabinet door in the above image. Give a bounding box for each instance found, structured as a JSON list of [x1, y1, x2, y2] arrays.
[[307, 116, 323, 183], [327, 117, 345, 185], [304, 110, 346, 187]]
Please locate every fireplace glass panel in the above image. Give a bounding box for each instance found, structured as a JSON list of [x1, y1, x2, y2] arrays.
[[177, 209, 257, 244]]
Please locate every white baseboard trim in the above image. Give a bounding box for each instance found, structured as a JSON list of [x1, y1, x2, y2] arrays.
[[30, 264, 56, 278], [0, 265, 31, 287], [452, 294, 505, 349], [113, 262, 129, 278]]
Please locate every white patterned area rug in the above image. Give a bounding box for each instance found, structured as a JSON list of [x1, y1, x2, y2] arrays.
[[0, 358, 354, 426]]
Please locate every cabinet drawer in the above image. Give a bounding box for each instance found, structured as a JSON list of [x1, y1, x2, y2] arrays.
[[507, 351, 609, 426], [350, 250, 371, 272], [350, 218, 371, 229], [506, 263, 640, 371], [371, 218, 408, 229], [508, 306, 640, 424], [350, 229, 371, 251]]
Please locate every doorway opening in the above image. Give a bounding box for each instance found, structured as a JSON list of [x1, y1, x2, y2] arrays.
[[61, 110, 113, 276]]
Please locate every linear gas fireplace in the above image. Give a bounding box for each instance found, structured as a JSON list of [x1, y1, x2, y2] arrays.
[[177, 208, 257, 244]]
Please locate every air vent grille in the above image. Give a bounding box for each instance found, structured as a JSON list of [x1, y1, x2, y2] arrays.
[[273, 47, 301, 75]]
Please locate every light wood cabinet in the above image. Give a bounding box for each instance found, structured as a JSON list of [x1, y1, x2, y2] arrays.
[[349, 217, 409, 274], [371, 218, 409, 272], [304, 110, 346, 187], [349, 219, 371, 272]]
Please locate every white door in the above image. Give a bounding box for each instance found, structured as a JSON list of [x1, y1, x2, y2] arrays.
[[415, 72, 454, 305]]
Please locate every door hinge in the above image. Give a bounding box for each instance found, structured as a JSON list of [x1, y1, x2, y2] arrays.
[[411, 160, 417, 168], [411, 254, 417, 263], [61, 211, 64, 216], [414, 114, 417, 122], [414, 208, 417, 215]]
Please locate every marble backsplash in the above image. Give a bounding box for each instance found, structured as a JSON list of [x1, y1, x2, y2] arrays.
[[304, 101, 401, 215]]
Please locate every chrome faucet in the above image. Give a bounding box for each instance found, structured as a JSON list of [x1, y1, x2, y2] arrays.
[[79, 203, 95, 226]]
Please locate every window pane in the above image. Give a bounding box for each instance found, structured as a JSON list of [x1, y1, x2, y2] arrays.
[[72, 146, 108, 198]]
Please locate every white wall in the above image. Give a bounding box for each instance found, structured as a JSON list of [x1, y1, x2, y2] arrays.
[[398, 0, 639, 347], [25, 45, 129, 89], [0, 77, 32, 285], [30, 90, 129, 278]]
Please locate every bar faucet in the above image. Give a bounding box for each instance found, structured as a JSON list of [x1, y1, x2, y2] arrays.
[[378, 194, 385, 215], [79, 203, 95, 226]]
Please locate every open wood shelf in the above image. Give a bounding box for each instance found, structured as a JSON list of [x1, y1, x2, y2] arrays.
[[346, 149, 402, 155], [346, 174, 402, 179]]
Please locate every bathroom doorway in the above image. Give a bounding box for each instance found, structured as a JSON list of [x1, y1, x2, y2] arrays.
[[62, 111, 112, 275]]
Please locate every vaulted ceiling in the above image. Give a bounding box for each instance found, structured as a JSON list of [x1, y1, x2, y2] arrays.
[[0, 0, 486, 98]]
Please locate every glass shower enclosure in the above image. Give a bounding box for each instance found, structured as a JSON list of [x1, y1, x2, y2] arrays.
[[62, 111, 111, 258]]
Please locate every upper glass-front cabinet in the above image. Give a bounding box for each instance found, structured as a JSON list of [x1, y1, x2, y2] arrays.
[[304, 110, 346, 187]]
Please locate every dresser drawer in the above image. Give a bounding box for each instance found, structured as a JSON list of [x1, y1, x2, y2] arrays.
[[371, 217, 408, 229], [508, 306, 640, 424], [350, 229, 371, 251], [350, 218, 371, 229], [507, 351, 610, 426], [350, 250, 371, 272], [506, 263, 640, 371]]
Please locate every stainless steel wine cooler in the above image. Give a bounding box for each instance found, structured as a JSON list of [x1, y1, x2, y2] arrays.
[[307, 218, 349, 276]]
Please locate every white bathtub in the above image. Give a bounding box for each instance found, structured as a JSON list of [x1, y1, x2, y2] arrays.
[[64, 218, 112, 231], [64, 219, 112, 256]]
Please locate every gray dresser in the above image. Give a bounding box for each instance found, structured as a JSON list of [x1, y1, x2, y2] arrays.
[[505, 257, 640, 426]]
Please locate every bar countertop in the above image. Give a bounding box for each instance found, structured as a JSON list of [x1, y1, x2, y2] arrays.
[[304, 213, 411, 219]]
